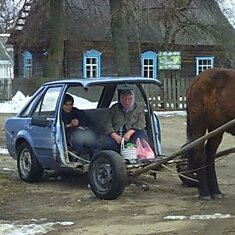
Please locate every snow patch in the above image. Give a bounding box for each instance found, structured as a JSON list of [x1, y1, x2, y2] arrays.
[[0, 148, 9, 155], [164, 213, 233, 220], [0, 219, 74, 235]]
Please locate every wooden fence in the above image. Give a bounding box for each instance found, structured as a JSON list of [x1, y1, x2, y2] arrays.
[[0, 79, 12, 101], [148, 72, 193, 111]]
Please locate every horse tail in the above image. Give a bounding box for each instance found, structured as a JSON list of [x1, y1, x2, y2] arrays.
[[186, 106, 192, 142], [185, 105, 197, 169], [185, 78, 199, 168], [185, 78, 196, 143]]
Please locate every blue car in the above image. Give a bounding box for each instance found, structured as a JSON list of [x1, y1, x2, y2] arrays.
[[5, 77, 162, 199]]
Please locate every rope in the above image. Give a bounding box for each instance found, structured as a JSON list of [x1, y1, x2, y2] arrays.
[[161, 164, 198, 183], [133, 151, 232, 185]]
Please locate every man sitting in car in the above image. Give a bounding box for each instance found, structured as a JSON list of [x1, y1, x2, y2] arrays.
[[62, 94, 98, 158]]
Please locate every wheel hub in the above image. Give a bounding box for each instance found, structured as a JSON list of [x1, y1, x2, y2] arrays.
[[20, 149, 31, 176], [94, 162, 112, 191]]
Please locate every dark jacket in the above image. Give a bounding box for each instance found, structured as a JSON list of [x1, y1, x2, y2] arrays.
[[62, 107, 87, 127], [62, 107, 89, 143]]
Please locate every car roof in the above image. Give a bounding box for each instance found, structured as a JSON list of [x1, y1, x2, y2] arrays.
[[43, 77, 162, 88]]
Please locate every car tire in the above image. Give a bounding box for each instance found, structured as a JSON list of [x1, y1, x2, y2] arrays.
[[88, 150, 127, 200], [176, 157, 198, 187], [17, 142, 44, 183]]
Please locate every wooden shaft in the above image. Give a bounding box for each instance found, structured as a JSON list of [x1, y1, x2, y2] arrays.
[[131, 118, 235, 177]]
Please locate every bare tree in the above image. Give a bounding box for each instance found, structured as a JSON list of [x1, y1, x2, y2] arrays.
[[46, 0, 65, 78], [109, 0, 130, 76], [0, 0, 23, 33]]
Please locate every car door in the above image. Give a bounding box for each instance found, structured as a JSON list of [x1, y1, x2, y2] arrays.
[[29, 86, 63, 168]]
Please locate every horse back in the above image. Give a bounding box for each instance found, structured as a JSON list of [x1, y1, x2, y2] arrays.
[[187, 68, 235, 135]]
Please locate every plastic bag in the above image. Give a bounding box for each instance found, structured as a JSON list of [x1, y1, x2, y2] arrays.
[[136, 138, 155, 159]]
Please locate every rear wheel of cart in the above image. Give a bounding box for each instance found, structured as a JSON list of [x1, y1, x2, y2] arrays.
[[88, 150, 127, 200], [176, 156, 198, 187]]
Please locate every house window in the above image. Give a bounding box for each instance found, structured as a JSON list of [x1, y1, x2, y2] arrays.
[[22, 51, 33, 79], [141, 51, 157, 79], [196, 56, 214, 75], [83, 50, 101, 78]]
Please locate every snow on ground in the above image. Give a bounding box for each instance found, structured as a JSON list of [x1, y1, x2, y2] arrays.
[[0, 148, 9, 155], [0, 91, 31, 113], [164, 213, 233, 220], [0, 219, 74, 235]]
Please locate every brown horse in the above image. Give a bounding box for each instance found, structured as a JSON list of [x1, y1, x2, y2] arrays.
[[186, 68, 235, 199]]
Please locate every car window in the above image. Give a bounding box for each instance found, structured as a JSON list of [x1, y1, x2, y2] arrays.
[[110, 85, 145, 108], [66, 86, 103, 109], [32, 87, 62, 118], [20, 95, 40, 117]]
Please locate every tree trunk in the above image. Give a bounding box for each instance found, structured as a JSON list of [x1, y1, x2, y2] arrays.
[[46, 0, 64, 79], [109, 0, 130, 76]]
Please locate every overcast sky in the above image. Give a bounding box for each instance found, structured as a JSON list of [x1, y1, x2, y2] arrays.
[[220, 0, 235, 26]]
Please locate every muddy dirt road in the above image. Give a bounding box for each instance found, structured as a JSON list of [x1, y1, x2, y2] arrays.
[[0, 114, 234, 235]]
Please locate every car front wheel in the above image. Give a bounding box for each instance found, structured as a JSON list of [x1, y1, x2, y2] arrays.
[[17, 142, 44, 183], [88, 150, 127, 200]]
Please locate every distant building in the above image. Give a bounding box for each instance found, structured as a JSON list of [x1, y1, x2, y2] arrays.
[[0, 34, 13, 80], [7, 0, 235, 109], [0, 34, 13, 100]]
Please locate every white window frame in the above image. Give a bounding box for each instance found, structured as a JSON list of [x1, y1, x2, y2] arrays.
[[196, 56, 214, 75], [141, 51, 158, 79], [22, 51, 33, 79], [83, 50, 101, 78]]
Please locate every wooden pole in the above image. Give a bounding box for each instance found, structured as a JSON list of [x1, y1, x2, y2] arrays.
[[131, 118, 235, 177], [215, 147, 235, 159]]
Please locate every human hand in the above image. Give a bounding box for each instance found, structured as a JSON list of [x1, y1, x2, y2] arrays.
[[70, 119, 79, 127], [111, 132, 122, 144], [123, 129, 135, 142]]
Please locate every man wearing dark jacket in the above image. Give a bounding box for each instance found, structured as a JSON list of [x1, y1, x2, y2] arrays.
[[62, 94, 98, 158]]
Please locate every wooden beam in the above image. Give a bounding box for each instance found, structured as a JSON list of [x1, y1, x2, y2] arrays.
[[131, 118, 235, 177]]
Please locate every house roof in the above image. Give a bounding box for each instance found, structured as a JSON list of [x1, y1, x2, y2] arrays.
[[8, 0, 235, 48], [59, 0, 224, 45], [0, 34, 13, 64]]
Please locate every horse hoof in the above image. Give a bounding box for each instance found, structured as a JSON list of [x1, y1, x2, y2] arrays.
[[211, 194, 223, 199], [199, 195, 211, 200]]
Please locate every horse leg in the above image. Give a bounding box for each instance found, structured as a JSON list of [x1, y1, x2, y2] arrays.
[[205, 134, 223, 199], [193, 144, 212, 199], [186, 118, 210, 199]]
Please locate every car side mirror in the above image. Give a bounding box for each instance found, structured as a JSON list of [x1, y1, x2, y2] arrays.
[[31, 116, 53, 127]]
